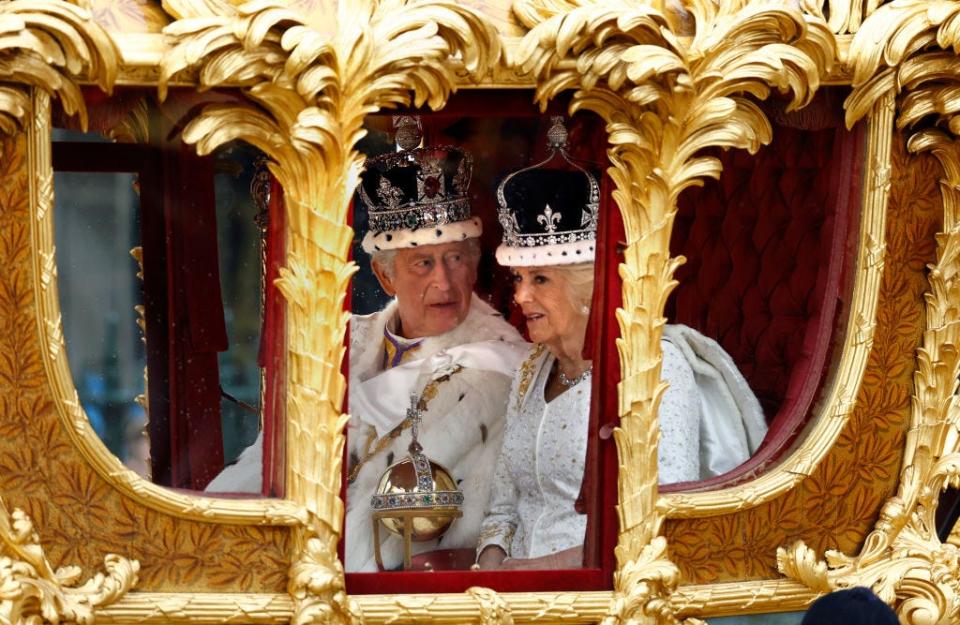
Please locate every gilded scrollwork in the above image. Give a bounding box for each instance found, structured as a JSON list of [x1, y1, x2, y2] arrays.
[[158, 1, 501, 623], [776, 4, 960, 622], [512, 0, 834, 622], [0, 1, 117, 135], [777, 137, 960, 620], [0, 495, 139, 625]]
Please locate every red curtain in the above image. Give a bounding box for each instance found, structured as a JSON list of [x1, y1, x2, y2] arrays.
[[662, 118, 862, 490], [142, 131, 228, 490]]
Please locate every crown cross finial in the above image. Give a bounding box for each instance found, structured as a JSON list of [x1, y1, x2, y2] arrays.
[[393, 115, 423, 151]]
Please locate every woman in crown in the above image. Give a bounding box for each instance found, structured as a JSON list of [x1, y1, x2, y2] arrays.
[[476, 118, 768, 570]]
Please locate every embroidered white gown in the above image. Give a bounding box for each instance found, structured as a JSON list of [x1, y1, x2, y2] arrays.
[[478, 327, 765, 561]]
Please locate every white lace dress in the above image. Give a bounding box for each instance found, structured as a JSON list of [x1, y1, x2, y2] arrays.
[[478, 342, 701, 560]]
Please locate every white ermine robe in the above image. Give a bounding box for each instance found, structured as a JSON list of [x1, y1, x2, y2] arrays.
[[346, 294, 527, 572]]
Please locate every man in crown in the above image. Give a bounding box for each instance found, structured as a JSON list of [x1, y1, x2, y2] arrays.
[[345, 126, 528, 572]]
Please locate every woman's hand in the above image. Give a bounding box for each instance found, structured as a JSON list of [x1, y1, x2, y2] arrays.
[[476, 545, 508, 570], [495, 546, 584, 570]]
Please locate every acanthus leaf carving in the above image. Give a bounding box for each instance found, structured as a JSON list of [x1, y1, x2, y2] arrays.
[[0, 1, 117, 135], [513, 0, 834, 623], [466, 587, 514, 625], [158, 2, 501, 623], [0, 496, 139, 625], [777, 6, 960, 623]]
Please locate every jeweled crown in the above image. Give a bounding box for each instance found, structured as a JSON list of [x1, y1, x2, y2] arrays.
[[358, 137, 480, 253], [495, 117, 600, 266]]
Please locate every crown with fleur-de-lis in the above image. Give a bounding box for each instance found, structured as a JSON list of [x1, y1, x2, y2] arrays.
[[495, 116, 600, 267]]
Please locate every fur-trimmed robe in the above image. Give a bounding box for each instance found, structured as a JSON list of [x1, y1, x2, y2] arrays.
[[345, 295, 526, 572]]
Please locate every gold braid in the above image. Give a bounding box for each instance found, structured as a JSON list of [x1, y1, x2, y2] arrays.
[[514, 343, 547, 411], [348, 365, 464, 484]]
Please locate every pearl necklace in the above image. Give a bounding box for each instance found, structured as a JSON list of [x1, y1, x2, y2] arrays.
[[558, 365, 591, 388]]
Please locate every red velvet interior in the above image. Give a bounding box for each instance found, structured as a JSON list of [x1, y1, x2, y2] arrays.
[[662, 118, 863, 491]]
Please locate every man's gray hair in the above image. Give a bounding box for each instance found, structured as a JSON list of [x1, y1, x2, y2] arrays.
[[370, 237, 481, 279]]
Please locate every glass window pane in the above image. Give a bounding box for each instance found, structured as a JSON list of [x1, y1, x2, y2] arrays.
[[54, 171, 147, 476]]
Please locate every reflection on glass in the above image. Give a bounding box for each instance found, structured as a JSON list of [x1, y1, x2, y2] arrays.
[[213, 143, 264, 470], [54, 171, 147, 476], [52, 91, 271, 494]]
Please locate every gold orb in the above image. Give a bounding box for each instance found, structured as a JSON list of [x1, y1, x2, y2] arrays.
[[371, 454, 463, 542]]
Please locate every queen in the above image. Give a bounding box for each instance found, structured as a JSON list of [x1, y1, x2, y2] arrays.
[[476, 117, 768, 570]]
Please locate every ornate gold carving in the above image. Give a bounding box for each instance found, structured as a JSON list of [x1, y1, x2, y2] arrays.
[[10, 86, 293, 590], [97, 590, 627, 625], [778, 132, 960, 625], [664, 102, 937, 583], [662, 93, 891, 520], [671, 580, 817, 618], [467, 587, 514, 625], [802, 0, 886, 36], [93, 581, 826, 625], [0, 1, 118, 135], [513, 0, 834, 622], [0, 495, 139, 625], [77, 0, 172, 34], [29, 87, 305, 527], [774, 4, 960, 621], [98, 593, 294, 625], [661, 109, 888, 517], [0, 0, 944, 620], [158, 1, 500, 622], [77, 582, 828, 625], [844, 1, 960, 132], [355, 591, 611, 624]]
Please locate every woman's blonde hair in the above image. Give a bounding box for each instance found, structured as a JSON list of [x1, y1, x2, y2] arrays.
[[552, 262, 595, 318]]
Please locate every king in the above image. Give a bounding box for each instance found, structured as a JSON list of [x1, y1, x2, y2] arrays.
[[346, 121, 527, 572]]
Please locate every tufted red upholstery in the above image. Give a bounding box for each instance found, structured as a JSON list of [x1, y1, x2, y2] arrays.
[[662, 121, 862, 491]]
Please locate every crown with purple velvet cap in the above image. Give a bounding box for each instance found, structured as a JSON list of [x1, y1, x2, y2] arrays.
[[357, 117, 481, 254]]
